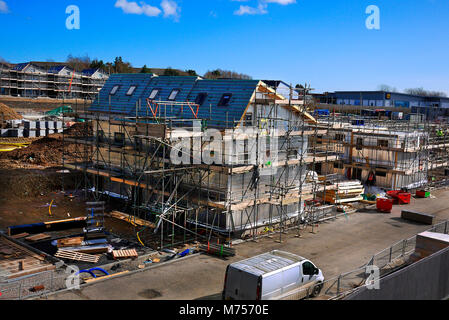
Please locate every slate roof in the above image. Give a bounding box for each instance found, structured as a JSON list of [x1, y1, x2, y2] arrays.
[[89, 74, 260, 128]]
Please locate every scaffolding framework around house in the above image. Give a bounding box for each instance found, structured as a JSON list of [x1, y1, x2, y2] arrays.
[[314, 116, 449, 190], [62, 84, 345, 249], [0, 68, 107, 100]]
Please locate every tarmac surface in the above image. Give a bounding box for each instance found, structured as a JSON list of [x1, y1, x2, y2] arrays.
[[44, 188, 449, 300]]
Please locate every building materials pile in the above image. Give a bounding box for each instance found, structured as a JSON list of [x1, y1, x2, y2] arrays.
[[0, 234, 55, 281], [318, 181, 364, 204], [410, 231, 449, 262], [198, 242, 236, 258]]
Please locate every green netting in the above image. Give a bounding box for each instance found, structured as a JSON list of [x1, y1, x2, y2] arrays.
[[45, 105, 74, 116]]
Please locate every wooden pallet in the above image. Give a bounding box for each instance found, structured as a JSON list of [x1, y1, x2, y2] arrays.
[[112, 249, 138, 260], [57, 237, 84, 248], [55, 249, 100, 263]]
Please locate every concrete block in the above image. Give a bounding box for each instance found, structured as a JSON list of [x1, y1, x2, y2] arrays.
[[54, 121, 63, 129], [24, 129, 36, 138], [36, 129, 46, 137], [401, 210, 435, 225], [9, 129, 23, 138], [24, 121, 36, 129], [36, 121, 46, 129], [46, 129, 55, 136], [1, 129, 8, 137]]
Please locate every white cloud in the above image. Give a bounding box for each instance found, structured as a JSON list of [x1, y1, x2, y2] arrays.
[[115, 0, 161, 17], [232, 0, 296, 16], [234, 3, 267, 15], [161, 0, 180, 20], [263, 0, 296, 5], [142, 3, 162, 16], [0, 0, 9, 14]]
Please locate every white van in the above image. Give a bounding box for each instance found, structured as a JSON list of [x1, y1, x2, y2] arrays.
[[222, 250, 324, 300]]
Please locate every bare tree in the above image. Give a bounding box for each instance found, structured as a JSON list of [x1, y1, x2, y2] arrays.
[[404, 87, 447, 97], [66, 54, 91, 71], [377, 84, 397, 92]]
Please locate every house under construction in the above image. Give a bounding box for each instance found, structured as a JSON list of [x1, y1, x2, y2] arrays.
[[0, 62, 109, 100], [316, 117, 449, 190], [63, 74, 340, 248]]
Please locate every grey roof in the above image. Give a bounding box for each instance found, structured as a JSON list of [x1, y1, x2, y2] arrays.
[[89, 74, 261, 128]]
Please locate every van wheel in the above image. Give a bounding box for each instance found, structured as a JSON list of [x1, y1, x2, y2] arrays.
[[311, 283, 323, 297]]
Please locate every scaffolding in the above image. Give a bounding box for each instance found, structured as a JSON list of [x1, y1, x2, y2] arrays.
[[0, 66, 107, 100], [315, 115, 449, 191], [62, 83, 344, 250]]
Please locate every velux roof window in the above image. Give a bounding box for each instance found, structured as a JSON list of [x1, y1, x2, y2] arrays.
[[110, 85, 120, 95], [149, 89, 160, 100], [218, 93, 232, 107], [126, 85, 137, 96], [195, 92, 208, 106], [168, 89, 180, 101]]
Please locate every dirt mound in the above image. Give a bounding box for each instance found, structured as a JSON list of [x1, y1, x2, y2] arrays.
[[0, 102, 23, 120], [0, 135, 77, 166]]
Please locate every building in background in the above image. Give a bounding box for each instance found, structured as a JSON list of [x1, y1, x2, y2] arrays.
[[317, 91, 449, 109], [314, 91, 449, 121], [0, 62, 109, 100]]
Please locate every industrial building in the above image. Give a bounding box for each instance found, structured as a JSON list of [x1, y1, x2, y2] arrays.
[[317, 91, 449, 109], [0, 62, 109, 100]]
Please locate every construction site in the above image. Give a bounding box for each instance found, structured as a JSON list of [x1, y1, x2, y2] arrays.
[[1, 74, 449, 300]]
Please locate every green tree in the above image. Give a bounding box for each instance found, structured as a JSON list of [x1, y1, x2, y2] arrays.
[[185, 69, 198, 76], [163, 67, 180, 76], [90, 59, 106, 71], [140, 65, 151, 73]]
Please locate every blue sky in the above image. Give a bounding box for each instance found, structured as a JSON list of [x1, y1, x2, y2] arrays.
[[0, 0, 448, 94]]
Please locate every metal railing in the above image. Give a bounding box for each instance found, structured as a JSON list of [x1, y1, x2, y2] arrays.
[[0, 269, 71, 300]]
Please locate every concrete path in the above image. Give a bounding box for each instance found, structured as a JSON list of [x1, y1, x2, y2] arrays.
[[44, 189, 449, 300]]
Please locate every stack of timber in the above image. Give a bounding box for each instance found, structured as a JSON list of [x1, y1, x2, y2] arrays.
[[410, 231, 449, 262], [57, 237, 84, 248], [198, 243, 236, 258], [318, 181, 364, 204]]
